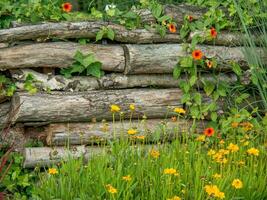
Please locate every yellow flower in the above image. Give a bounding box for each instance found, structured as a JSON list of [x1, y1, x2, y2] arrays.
[[215, 191, 225, 199], [196, 135, 206, 142], [164, 168, 177, 175], [218, 149, 230, 155], [213, 173, 222, 179], [205, 185, 225, 199], [240, 122, 253, 131], [150, 149, 160, 159], [135, 135, 145, 140], [207, 149, 216, 156], [243, 141, 249, 146], [110, 104, 120, 112], [232, 179, 243, 189], [129, 104, 135, 111], [173, 107, 186, 114], [247, 148, 259, 156], [122, 175, 132, 182], [167, 196, 181, 200], [227, 143, 239, 153], [48, 168, 58, 175], [231, 122, 239, 128], [219, 140, 225, 145], [127, 129, 137, 135], [106, 184, 117, 194]]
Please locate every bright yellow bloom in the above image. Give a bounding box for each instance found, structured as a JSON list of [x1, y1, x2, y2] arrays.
[[164, 168, 177, 175], [231, 122, 239, 128], [167, 196, 181, 200], [135, 135, 145, 140], [205, 185, 225, 199], [227, 143, 239, 153], [48, 168, 58, 175], [243, 141, 249, 146], [213, 173, 222, 179], [219, 140, 225, 145], [218, 149, 230, 155], [232, 179, 243, 189], [129, 104, 135, 111], [150, 149, 160, 159], [122, 175, 132, 182], [173, 107, 186, 114], [207, 149, 216, 156], [106, 184, 117, 194], [215, 191, 225, 199], [247, 148, 259, 156], [196, 135, 206, 142], [240, 121, 253, 131], [127, 129, 137, 135], [110, 104, 120, 112]]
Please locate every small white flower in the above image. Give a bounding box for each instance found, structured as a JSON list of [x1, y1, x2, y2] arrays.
[[105, 3, 116, 12]]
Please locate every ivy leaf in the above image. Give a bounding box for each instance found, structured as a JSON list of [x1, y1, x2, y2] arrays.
[[180, 57, 193, 68], [82, 54, 96, 67], [96, 29, 105, 41], [107, 28, 115, 40], [181, 93, 191, 104], [193, 92, 202, 105], [203, 81, 215, 96], [87, 62, 102, 78], [211, 112, 218, 121], [189, 75, 197, 86], [74, 51, 84, 64], [173, 66, 181, 79]]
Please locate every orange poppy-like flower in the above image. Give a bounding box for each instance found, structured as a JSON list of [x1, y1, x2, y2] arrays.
[[188, 15, 194, 22], [62, 2, 72, 12], [204, 127, 215, 137], [206, 60, 213, 68], [192, 49, 203, 60], [168, 23, 176, 33], [210, 27, 217, 38]]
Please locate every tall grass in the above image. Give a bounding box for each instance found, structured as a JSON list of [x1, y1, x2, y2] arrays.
[[233, 0, 267, 112]]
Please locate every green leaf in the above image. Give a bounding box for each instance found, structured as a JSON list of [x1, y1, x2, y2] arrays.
[[82, 54, 96, 67], [181, 93, 191, 104], [96, 29, 104, 41], [107, 28, 115, 40], [173, 66, 181, 79], [70, 64, 84, 74], [151, 3, 162, 19], [203, 81, 215, 96], [189, 75, 197, 86], [74, 51, 85, 64], [193, 92, 202, 105], [91, 8, 103, 19], [211, 112, 218, 121], [231, 62, 242, 76], [87, 62, 102, 78], [180, 57, 193, 68]]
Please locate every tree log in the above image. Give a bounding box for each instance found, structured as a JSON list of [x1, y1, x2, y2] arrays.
[[0, 21, 255, 46], [124, 44, 266, 74], [0, 42, 125, 71], [44, 119, 206, 146], [11, 69, 238, 91], [0, 102, 10, 128], [23, 145, 87, 168], [11, 89, 199, 123]]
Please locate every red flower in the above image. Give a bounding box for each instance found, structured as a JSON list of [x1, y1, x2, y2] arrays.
[[62, 2, 72, 12], [204, 127, 215, 137], [206, 60, 213, 68], [168, 23, 177, 33], [192, 49, 203, 60], [188, 15, 194, 22], [210, 27, 217, 38]]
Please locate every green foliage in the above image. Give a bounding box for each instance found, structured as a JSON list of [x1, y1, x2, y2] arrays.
[[0, 74, 16, 97], [23, 74, 38, 95], [96, 27, 115, 41], [60, 51, 104, 78]]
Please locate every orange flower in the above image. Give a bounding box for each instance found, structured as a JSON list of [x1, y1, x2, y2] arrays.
[[187, 15, 194, 22], [168, 23, 176, 33], [204, 127, 215, 137], [210, 27, 217, 38], [206, 60, 213, 68], [62, 2, 72, 12], [192, 50, 203, 60], [171, 116, 177, 122]]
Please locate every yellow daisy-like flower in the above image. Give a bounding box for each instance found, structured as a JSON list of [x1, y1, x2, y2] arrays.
[[48, 168, 58, 175], [127, 129, 137, 135], [167, 196, 181, 200], [243, 141, 249, 146], [232, 179, 243, 189], [204, 185, 225, 199], [196, 135, 206, 142], [129, 104, 135, 111], [215, 191, 225, 199], [231, 122, 239, 128], [122, 175, 132, 182], [227, 143, 239, 153], [106, 184, 117, 194], [219, 140, 225, 145], [213, 173, 222, 179], [150, 149, 160, 159], [218, 149, 230, 155], [173, 107, 186, 114], [207, 149, 216, 156], [164, 168, 177, 175], [247, 147, 259, 156], [135, 135, 145, 140], [110, 104, 120, 112]]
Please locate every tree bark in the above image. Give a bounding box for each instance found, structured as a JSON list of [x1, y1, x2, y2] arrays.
[[23, 145, 87, 168], [124, 44, 262, 74], [11, 89, 195, 123], [11, 69, 238, 91], [0, 102, 10, 128], [0, 42, 125, 71], [44, 119, 206, 146]]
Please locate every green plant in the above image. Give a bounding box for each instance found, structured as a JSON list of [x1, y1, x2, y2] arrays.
[[60, 50, 104, 78], [0, 74, 16, 97], [96, 26, 115, 41]]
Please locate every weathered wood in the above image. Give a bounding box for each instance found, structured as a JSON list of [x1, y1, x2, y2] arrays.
[[11, 89, 194, 123], [0, 21, 252, 46], [124, 44, 266, 74], [0, 125, 25, 151], [11, 69, 238, 91], [45, 119, 206, 146], [23, 145, 87, 168], [0, 42, 125, 71], [0, 43, 8, 48], [0, 102, 10, 128]]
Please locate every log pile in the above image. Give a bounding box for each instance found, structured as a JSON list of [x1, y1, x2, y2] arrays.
[[0, 4, 261, 168]]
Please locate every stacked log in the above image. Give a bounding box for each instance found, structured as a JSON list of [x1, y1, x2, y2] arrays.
[[0, 4, 262, 168]]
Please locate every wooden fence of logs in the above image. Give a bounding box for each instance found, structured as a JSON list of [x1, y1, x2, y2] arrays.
[[0, 4, 263, 168]]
